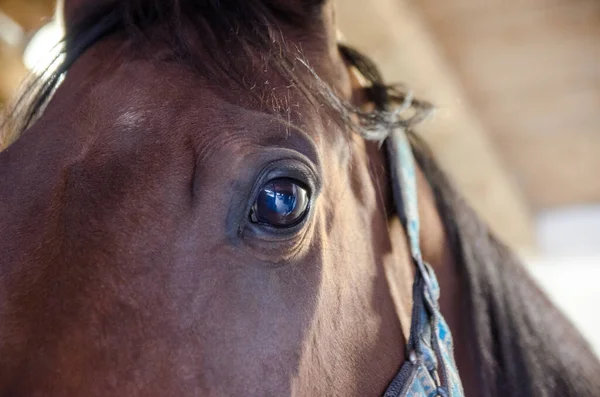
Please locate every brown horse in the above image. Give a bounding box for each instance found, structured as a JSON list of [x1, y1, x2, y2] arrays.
[[1, 1, 599, 396]]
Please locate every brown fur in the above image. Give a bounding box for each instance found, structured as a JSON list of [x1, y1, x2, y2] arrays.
[[0, 1, 598, 396]]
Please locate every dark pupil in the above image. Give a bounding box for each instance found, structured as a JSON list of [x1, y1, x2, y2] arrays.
[[251, 178, 309, 227]]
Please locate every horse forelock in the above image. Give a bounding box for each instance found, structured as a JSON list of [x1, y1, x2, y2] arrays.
[[2, 0, 350, 151], [2, 0, 421, 155]]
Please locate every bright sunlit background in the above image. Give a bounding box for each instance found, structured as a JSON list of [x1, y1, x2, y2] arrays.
[[528, 205, 600, 357], [22, 18, 62, 72], [1, 0, 599, 356]]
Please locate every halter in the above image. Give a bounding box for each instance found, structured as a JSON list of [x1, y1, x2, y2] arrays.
[[339, 57, 466, 395], [382, 119, 465, 397]]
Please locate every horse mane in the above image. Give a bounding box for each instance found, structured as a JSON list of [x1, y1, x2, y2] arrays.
[[412, 137, 600, 396], [2, 1, 600, 396], [342, 45, 600, 395]]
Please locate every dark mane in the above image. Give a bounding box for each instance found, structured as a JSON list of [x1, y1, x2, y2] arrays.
[[2, 0, 340, 146], [412, 137, 600, 396], [2, 1, 599, 396]]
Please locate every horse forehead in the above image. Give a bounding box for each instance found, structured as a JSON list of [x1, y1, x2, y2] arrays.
[[58, 33, 329, 136], [91, 57, 281, 121], [93, 59, 317, 137], [50, 39, 340, 175]]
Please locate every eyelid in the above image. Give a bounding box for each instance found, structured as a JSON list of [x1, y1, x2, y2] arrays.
[[225, 148, 321, 246]]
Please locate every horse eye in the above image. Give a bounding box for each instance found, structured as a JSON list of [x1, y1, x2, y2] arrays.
[[250, 178, 310, 228]]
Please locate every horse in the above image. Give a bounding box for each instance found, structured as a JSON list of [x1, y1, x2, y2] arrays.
[[1, 1, 599, 396]]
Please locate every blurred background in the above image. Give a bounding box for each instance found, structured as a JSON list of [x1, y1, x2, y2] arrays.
[[1, 0, 599, 355]]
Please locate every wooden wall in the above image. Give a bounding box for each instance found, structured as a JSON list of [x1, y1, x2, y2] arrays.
[[415, 0, 600, 210], [0, 0, 55, 106], [337, 0, 536, 251]]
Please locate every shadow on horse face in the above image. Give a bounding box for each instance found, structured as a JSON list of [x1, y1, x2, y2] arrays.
[[0, 3, 418, 395]]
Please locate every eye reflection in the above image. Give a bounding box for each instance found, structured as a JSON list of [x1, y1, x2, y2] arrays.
[[250, 178, 310, 228]]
